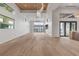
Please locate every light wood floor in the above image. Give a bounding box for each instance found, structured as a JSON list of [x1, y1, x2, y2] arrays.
[[0, 33, 79, 56]]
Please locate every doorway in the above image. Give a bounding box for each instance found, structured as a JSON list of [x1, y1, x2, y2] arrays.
[[59, 21, 77, 37]]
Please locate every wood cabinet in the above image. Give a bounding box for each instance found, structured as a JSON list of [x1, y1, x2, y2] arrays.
[[70, 31, 79, 41]]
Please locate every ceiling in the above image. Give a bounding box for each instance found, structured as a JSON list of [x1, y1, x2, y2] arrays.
[[16, 3, 48, 10]]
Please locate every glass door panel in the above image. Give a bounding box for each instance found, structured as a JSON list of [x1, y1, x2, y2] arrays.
[[71, 23, 76, 31], [66, 22, 70, 36], [59, 21, 77, 37], [60, 22, 65, 36]]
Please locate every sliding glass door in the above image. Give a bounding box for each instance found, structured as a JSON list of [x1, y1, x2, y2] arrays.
[[59, 21, 77, 37]]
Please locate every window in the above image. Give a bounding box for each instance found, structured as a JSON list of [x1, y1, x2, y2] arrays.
[[0, 14, 14, 29], [0, 3, 14, 12], [33, 21, 45, 32]]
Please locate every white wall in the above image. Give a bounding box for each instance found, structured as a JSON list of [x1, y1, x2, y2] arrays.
[[21, 12, 53, 36], [21, 13, 47, 21], [46, 3, 61, 36], [0, 3, 29, 43]]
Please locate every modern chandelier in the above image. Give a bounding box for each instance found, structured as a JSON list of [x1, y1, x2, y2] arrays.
[[36, 3, 44, 18]]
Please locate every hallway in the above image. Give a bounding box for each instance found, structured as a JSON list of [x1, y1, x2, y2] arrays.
[[0, 33, 79, 56]]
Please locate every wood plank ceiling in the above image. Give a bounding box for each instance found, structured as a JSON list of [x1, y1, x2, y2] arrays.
[[16, 3, 48, 10]]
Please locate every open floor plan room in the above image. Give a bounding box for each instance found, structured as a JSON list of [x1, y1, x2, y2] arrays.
[[0, 3, 79, 56]]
